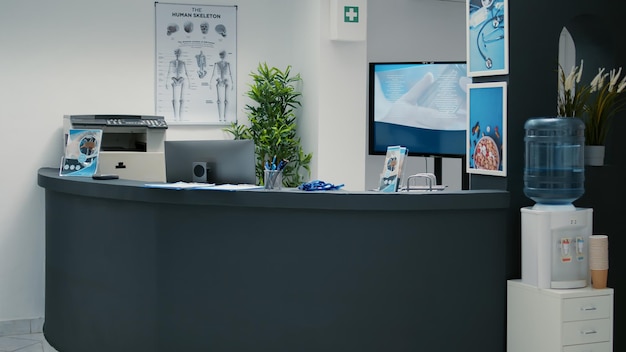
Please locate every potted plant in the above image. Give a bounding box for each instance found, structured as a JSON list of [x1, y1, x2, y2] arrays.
[[557, 60, 591, 118], [583, 67, 626, 164], [557, 61, 626, 165], [224, 63, 312, 187]]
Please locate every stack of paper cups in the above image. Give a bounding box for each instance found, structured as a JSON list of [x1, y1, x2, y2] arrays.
[[589, 235, 609, 289]]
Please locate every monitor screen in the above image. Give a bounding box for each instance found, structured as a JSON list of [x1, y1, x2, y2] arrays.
[[368, 61, 470, 157], [164, 139, 256, 184]]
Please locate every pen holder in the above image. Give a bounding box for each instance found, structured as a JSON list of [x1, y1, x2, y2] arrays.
[[264, 170, 283, 190]]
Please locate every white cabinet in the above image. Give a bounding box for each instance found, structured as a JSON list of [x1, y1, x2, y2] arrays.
[[507, 279, 614, 352]]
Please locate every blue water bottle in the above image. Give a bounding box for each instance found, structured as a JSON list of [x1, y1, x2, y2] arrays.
[[523, 117, 585, 205]]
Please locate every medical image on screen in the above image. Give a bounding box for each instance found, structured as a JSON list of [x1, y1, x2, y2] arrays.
[[368, 62, 470, 157]]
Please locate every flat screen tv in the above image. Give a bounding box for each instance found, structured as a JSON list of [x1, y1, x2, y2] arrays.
[[164, 139, 256, 184], [368, 61, 470, 157]]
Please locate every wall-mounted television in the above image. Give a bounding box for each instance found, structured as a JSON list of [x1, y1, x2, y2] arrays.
[[368, 61, 470, 158]]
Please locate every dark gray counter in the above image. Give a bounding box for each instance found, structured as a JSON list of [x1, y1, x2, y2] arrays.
[[38, 167, 510, 352]]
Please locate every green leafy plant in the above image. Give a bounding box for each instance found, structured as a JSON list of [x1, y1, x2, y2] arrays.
[[557, 60, 626, 145], [584, 67, 626, 145], [224, 63, 312, 187]]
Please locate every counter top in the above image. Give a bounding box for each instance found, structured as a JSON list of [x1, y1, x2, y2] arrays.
[[38, 167, 509, 211]]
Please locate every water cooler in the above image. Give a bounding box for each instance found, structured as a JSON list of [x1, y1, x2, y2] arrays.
[[521, 117, 591, 289]]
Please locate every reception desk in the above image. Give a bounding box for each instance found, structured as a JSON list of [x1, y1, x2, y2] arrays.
[[38, 167, 510, 352]]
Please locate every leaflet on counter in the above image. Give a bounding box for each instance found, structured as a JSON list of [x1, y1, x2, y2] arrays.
[[144, 182, 262, 190]]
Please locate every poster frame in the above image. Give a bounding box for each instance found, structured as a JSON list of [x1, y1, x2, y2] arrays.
[[466, 81, 507, 177], [466, 0, 509, 77], [155, 2, 237, 125]]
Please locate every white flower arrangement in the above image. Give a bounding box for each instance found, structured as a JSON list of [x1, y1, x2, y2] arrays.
[[557, 60, 591, 117], [557, 60, 626, 145]]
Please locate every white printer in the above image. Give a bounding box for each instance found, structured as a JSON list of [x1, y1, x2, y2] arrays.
[[63, 114, 168, 182]]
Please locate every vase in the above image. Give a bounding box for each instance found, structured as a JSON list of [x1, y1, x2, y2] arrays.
[[585, 145, 605, 166]]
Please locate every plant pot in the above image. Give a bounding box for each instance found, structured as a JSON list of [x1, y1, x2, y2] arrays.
[[585, 145, 605, 166]]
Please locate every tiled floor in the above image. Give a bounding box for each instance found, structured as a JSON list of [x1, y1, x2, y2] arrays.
[[0, 333, 58, 352]]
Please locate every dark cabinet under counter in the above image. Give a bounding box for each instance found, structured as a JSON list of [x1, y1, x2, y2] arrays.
[[38, 167, 510, 352]]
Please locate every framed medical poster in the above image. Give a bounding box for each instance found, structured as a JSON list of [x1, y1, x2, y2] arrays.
[[466, 0, 508, 77], [466, 82, 507, 176], [155, 2, 237, 125]]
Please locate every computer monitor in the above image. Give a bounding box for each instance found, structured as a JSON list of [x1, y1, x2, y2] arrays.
[[164, 139, 256, 184]]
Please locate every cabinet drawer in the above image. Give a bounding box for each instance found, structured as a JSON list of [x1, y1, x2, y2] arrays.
[[562, 319, 611, 346], [563, 341, 612, 352], [563, 295, 612, 322]]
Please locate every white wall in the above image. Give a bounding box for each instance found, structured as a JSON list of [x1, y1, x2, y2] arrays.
[[0, 0, 321, 322], [0, 0, 463, 322]]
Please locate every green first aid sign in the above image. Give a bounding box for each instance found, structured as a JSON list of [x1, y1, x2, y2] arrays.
[[344, 6, 359, 23], [330, 0, 365, 41]]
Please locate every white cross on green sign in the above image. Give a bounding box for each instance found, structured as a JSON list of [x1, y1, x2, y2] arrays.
[[344, 6, 359, 23]]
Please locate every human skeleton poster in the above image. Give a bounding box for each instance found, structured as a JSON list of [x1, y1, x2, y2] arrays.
[[155, 3, 237, 124]]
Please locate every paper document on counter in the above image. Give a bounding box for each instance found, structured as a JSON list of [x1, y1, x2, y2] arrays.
[[144, 182, 262, 190], [209, 184, 263, 191], [144, 182, 216, 190]]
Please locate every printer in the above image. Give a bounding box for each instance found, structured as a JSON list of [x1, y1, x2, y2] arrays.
[[63, 114, 168, 182]]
